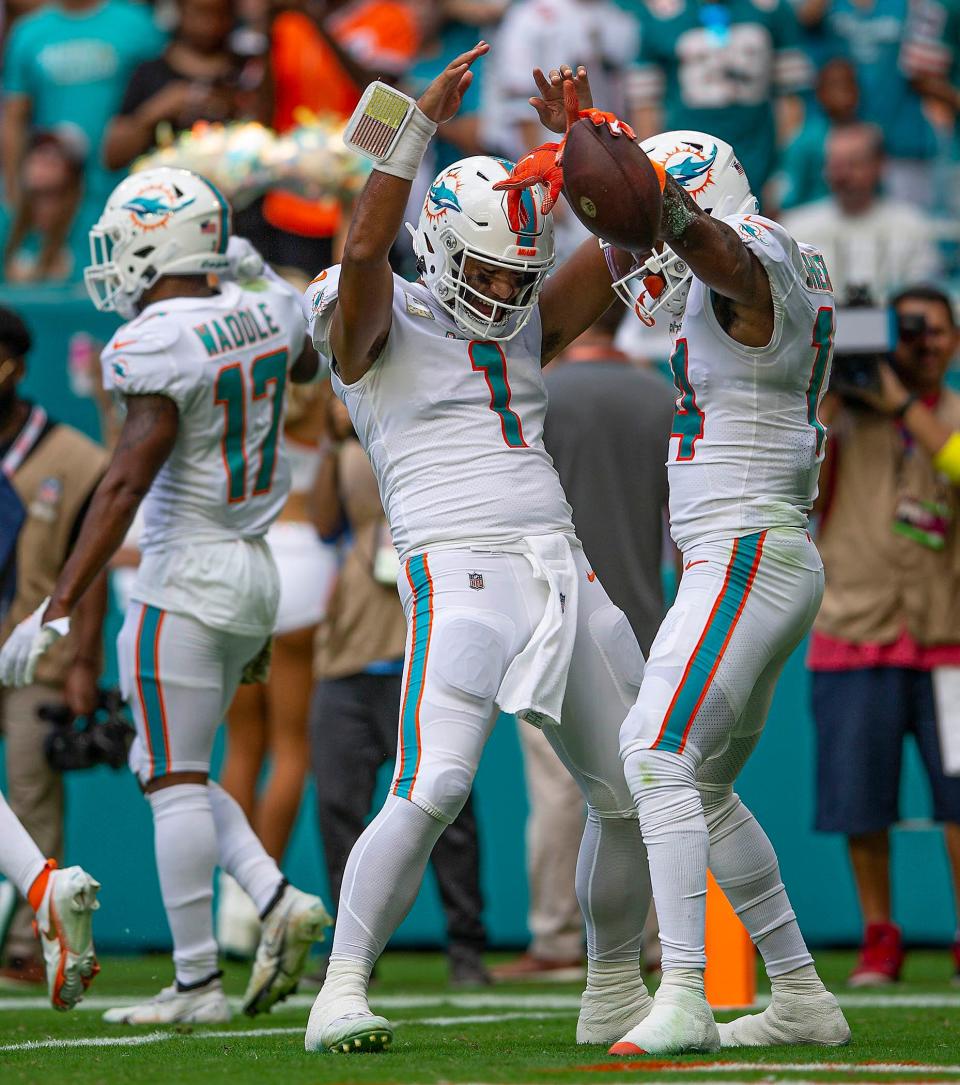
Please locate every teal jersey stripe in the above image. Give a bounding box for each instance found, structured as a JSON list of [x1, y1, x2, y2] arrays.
[[395, 555, 433, 800], [807, 307, 833, 457], [136, 605, 169, 776], [653, 532, 766, 755]]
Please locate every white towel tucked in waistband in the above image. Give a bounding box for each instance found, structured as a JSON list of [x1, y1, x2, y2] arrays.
[[496, 534, 579, 728]]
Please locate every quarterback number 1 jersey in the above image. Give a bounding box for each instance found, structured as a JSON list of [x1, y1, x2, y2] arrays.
[[666, 213, 835, 551], [100, 277, 307, 552]]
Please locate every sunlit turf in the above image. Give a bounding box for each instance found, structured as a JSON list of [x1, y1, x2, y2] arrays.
[[1, 950, 958, 1084]]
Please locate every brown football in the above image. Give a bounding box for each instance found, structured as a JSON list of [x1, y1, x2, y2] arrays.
[[562, 120, 662, 252]]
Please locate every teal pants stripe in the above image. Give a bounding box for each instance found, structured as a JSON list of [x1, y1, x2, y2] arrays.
[[136, 604, 169, 776], [653, 531, 766, 755], [394, 555, 433, 800]]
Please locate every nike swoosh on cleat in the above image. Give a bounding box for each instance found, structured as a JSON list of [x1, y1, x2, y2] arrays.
[[112, 339, 137, 350], [684, 560, 709, 571], [608, 1042, 647, 1055]]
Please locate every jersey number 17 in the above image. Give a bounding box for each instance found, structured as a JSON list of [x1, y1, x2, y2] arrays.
[[214, 348, 288, 503]]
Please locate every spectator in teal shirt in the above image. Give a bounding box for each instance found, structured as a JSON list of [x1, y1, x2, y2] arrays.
[[1, 0, 167, 222], [822, 0, 939, 206]]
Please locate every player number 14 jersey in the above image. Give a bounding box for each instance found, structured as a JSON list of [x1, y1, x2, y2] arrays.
[[666, 213, 835, 551]]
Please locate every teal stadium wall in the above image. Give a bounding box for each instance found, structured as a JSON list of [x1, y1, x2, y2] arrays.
[[1, 283, 955, 951]]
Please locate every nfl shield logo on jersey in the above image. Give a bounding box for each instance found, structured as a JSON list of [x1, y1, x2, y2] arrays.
[[468, 572, 484, 591]]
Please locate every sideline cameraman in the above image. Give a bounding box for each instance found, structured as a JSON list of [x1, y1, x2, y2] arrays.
[[0, 305, 108, 986], [812, 284, 960, 986]]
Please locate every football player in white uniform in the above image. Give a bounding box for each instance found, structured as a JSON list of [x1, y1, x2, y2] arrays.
[[303, 44, 655, 1055], [0, 167, 332, 1024], [511, 82, 852, 1054]]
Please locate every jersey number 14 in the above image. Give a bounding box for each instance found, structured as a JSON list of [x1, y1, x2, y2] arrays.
[[214, 348, 288, 503]]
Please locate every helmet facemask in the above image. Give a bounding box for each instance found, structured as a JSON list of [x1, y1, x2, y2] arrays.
[[605, 243, 692, 328], [440, 247, 550, 341]]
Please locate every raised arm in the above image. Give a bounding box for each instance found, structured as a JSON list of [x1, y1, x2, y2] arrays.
[[656, 177, 774, 346], [330, 42, 489, 384], [43, 394, 179, 624]]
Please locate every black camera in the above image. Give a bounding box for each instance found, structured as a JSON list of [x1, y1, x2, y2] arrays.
[[830, 302, 894, 399], [39, 688, 135, 772]]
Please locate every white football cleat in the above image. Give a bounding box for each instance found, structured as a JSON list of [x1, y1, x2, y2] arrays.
[[242, 884, 332, 1016], [718, 990, 851, 1047], [103, 975, 231, 1024], [35, 865, 100, 1011], [577, 981, 654, 1044], [305, 988, 393, 1054], [609, 983, 720, 1056]]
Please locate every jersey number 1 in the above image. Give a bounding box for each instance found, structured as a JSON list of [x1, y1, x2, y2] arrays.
[[214, 348, 288, 503], [469, 341, 528, 448]]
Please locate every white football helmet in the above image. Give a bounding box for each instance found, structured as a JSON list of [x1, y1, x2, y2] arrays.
[[610, 131, 758, 328], [408, 156, 555, 340], [85, 167, 232, 319]]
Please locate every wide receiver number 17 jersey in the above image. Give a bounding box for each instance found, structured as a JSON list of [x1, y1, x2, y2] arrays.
[[666, 213, 835, 552], [100, 278, 306, 552]]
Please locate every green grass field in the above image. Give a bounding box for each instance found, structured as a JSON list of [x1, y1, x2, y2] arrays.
[[2, 951, 959, 1084]]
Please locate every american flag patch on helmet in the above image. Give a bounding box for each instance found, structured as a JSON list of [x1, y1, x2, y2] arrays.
[[344, 82, 415, 161]]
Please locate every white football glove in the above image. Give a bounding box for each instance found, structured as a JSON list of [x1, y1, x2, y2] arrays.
[[0, 598, 71, 687], [222, 236, 265, 283]]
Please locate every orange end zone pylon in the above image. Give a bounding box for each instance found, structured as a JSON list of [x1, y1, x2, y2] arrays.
[[704, 870, 756, 1009]]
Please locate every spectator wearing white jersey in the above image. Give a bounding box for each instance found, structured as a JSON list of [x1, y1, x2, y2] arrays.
[[781, 123, 941, 306]]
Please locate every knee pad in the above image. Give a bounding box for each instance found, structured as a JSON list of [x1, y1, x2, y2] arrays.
[[590, 606, 645, 703], [405, 756, 476, 824], [431, 615, 508, 703], [623, 747, 702, 835]]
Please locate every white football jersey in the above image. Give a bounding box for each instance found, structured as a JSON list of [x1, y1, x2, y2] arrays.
[[666, 214, 835, 552], [100, 277, 306, 633], [304, 267, 575, 561]]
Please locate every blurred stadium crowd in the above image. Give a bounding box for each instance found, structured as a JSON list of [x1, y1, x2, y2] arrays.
[[3, 0, 960, 294], [1, 0, 960, 995]]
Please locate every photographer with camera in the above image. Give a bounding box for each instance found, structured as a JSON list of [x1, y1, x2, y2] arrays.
[[0, 305, 109, 988], [812, 284, 960, 987]]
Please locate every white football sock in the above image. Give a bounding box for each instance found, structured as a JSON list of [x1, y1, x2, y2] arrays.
[[331, 794, 446, 971], [207, 782, 284, 915], [149, 784, 219, 987], [577, 808, 648, 973], [770, 962, 826, 997], [0, 790, 46, 899], [624, 748, 709, 972], [703, 789, 813, 978]]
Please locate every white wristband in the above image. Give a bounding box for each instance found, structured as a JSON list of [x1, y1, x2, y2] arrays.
[[343, 81, 437, 181], [376, 106, 437, 180]]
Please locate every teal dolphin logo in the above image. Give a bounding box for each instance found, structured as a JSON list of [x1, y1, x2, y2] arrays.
[[122, 194, 196, 217], [428, 180, 462, 214], [666, 146, 718, 190]]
